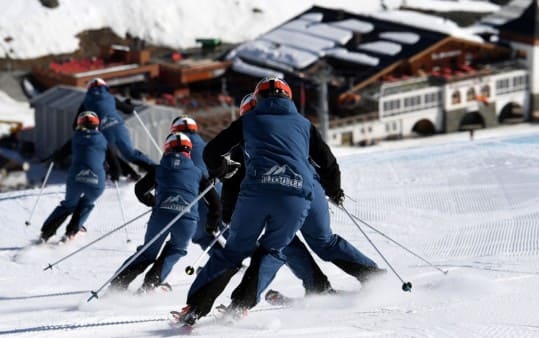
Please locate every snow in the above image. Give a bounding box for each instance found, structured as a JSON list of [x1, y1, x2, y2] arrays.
[[287, 22, 353, 45], [234, 40, 319, 70], [0, 91, 34, 137], [325, 48, 380, 66], [369, 10, 486, 43], [231, 58, 285, 79], [379, 31, 420, 45], [1, 124, 539, 337], [261, 29, 335, 56], [0, 0, 500, 60], [402, 0, 499, 13], [0, 0, 402, 60], [359, 41, 402, 56], [331, 19, 375, 34]]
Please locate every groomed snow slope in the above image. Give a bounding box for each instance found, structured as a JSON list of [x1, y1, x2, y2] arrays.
[[0, 124, 538, 337]]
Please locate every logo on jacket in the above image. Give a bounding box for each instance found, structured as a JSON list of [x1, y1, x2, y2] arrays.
[[100, 116, 119, 130], [75, 169, 99, 185], [160, 195, 189, 212], [260, 164, 303, 189]]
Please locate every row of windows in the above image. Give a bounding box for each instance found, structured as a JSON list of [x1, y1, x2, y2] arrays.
[[496, 75, 528, 95], [382, 91, 441, 116], [451, 85, 490, 105]]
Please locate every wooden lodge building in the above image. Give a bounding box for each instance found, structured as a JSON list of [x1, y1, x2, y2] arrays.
[[224, 1, 536, 146]]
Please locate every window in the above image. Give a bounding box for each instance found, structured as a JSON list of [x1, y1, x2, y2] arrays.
[[466, 88, 476, 102], [452, 90, 461, 104], [480, 85, 490, 98]]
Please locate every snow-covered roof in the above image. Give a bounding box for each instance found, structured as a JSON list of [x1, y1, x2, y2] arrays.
[[479, 0, 532, 26], [280, 18, 354, 44], [379, 32, 420, 45], [235, 40, 319, 70], [261, 29, 335, 56], [369, 10, 484, 43], [359, 41, 402, 56], [0, 91, 34, 137], [231, 58, 285, 78], [330, 19, 374, 34], [298, 12, 324, 22], [226, 5, 482, 76], [325, 48, 379, 66], [402, 0, 499, 13]]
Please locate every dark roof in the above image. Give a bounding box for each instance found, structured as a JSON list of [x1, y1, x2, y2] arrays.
[[478, 0, 536, 38], [498, 0, 538, 39], [227, 5, 449, 81]]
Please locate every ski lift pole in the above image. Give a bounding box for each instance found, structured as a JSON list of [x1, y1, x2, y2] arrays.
[[132, 109, 163, 155], [25, 161, 54, 226], [43, 209, 152, 271], [87, 182, 215, 302]]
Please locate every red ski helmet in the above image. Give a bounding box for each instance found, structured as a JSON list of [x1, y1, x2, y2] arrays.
[[170, 115, 198, 133], [76, 111, 100, 130], [239, 92, 256, 116], [163, 132, 192, 156], [254, 76, 292, 100]]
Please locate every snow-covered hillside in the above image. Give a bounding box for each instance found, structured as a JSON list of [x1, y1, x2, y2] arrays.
[[1, 124, 538, 337], [0, 0, 499, 60]]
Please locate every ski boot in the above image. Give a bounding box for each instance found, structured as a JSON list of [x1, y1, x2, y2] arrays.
[[215, 303, 248, 323], [170, 305, 199, 326], [137, 282, 173, 295], [265, 289, 291, 306], [357, 267, 387, 283]]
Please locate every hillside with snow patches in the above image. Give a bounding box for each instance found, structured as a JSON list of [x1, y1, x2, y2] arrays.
[[0, 0, 499, 60], [0, 124, 538, 337]]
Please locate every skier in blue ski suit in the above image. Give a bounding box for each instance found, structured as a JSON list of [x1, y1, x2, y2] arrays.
[[39, 111, 112, 242], [220, 93, 333, 297], [168, 116, 225, 253], [176, 77, 322, 323], [224, 145, 333, 297], [109, 132, 221, 292], [79, 78, 155, 172]]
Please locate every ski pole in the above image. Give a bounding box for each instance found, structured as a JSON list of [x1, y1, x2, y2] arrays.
[[43, 209, 152, 271], [132, 109, 163, 155], [114, 181, 131, 243], [345, 209, 448, 275], [338, 203, 412, 292], [185, 223, 230, 275], [344, 193, 357, 203], [87, 182, 215, 302], [25, 161, 54, 226]]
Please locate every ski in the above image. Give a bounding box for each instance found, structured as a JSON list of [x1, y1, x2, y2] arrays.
[[169, 310, 197, 335], [169, 303, 249, 335]]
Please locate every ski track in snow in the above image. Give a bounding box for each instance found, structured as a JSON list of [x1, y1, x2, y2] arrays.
[[1, 126, 539, 337]]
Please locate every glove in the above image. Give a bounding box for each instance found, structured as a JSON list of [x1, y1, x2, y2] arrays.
[[209, 158, 241, 180], [116, 98, 135, 115], [328, 188, 345, 206], [40, 150, 60, 163], [205, 214, 220, 235], [110, 172, 120, 183], [221, 208, 232, 225], [109, 165, 120, 183], [39, 155, 52, 164], [141, 193, 156, 207]]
